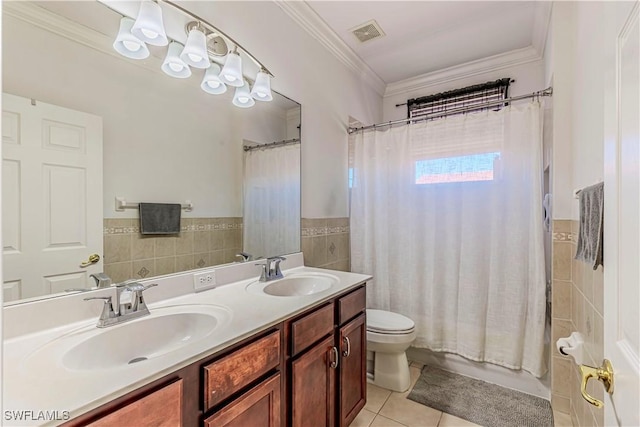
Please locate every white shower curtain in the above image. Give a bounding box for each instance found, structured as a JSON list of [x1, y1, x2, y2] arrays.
[[350, 102, 547, 377], [243, 144, 300, 259]]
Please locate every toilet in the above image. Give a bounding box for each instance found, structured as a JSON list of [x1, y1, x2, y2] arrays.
[[366, 309, 416, 392]]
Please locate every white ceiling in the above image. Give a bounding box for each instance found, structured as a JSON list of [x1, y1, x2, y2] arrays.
[[306, 1, 543, 85]]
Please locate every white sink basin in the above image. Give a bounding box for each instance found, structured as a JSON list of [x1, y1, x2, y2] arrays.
[[246, 272, 339, 297], [23, 304, 232, 373]]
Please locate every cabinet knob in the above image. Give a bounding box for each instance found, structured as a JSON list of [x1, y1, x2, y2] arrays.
[[342, 336, 351, 358], [328, 346, 339, 369]]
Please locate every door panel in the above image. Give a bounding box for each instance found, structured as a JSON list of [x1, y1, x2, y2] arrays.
[[2, 93, 103, 301], [603, 2, 640, 425]]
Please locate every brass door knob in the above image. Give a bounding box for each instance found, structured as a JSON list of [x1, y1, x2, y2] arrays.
[[80, 253, 100, 268], [579, 359, 614, 408]]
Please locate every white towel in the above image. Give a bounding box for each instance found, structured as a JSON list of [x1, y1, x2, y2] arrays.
[[575, 182, 604, 270]]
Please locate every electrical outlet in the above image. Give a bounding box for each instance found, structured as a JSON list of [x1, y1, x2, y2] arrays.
[[193, 269, 216, 291]]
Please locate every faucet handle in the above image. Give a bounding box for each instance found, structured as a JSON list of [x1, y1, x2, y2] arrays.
[[255, 263, 268, 282], [142, 283, 158, 291], [236, 252, 253, 262], [84, 296, 116, 325], [84, 296, 112, 303], [271, 256, 286, 278]]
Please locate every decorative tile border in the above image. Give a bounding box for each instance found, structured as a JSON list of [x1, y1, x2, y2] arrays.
[[301, 225, 349, 237], [553, 232, 576, 242], [104, 218, 242, 235]]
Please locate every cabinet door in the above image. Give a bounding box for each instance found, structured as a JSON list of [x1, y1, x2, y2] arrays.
[[86, 380, 182, 427], [339, 313, 366, 427], [203, 373, 281, 427], [291, 335, 337, 427]]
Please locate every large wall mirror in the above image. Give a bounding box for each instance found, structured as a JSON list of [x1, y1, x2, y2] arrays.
[[2, 1, 301, 304]]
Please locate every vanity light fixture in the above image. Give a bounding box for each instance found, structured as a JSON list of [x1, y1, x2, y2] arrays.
[[251, 69, 273, 102], [201, 63, 227, 95], [108, 0, 274, 107], [131, 0, 168, 46], [113, 17, 150, 59], [161, 41, 192, 78], [180, 23, 210, 69], [232, 80, 256, 108]]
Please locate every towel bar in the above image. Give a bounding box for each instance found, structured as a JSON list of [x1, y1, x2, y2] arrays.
[[115, 197, 193, 212]]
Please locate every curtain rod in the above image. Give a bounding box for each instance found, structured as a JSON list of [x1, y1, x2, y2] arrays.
[[348, 87, 553, 134], [244, 138, 300, 151]]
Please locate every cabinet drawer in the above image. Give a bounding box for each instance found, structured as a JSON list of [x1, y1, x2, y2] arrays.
[[86, 380, 183, 427], [204, 330, 281, 411], [338, 286, 366, 325], [203, 373, 281, 427], [290, 303, 334, 356]]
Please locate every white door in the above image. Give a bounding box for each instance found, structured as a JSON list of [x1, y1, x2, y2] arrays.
[[2, 93, 103, 302], [603, 2, 640, 425]]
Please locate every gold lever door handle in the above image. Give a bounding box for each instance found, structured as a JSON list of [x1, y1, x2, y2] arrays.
[[80, 253, 100, 268], [579, 359, 614, 408]]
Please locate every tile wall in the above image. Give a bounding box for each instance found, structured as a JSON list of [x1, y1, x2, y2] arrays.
[[551, 220, 604, 426], [301, 218, 350, 271], [103, 218, 243, 283]]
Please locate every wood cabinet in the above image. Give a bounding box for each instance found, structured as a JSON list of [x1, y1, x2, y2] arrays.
[[203, 373, 281, 427], [287, 285, 367, 427], [84, 380, 183, 427], [338, 313, 367, 427], [64, 284, 366, 427]]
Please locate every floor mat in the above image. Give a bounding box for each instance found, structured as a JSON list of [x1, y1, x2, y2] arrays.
[[407, 365, 554, 427]]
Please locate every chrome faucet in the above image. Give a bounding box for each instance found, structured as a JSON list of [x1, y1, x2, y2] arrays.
[[90, 273, 112, 288], [235, 252, 253, 262], [84, 281, 157, 328], [256, 256, 286, 282]]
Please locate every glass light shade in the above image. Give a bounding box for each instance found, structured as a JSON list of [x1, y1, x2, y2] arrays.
[[250, 71, 273, 101], [232, 81, 256, 108], [201, 63, 227, 95], [131, 1, 168, 46], [113, 17, 150, 60], [219, 51, 243, 87], [161, 42, 192, 78], [180, 29, 211, 69]]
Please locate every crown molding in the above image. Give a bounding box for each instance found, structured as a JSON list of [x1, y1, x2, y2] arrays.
[[2, 2, 168, 77], [274, 1, 386, 96], [384, 46, 543, 98]]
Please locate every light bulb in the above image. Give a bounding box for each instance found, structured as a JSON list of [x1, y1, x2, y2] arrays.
[[180, 28, 210, 69], [233, 81, 255, 108], [122, 40, 142, 52], [169, 62, 184, 72], [113, 17, 149, 60], [131, 1, 168, 46], [140, 28, 159, 40], [188, 53, 202, 63], [161, 42, 191, 78], [220, 50, 243, 87], [250, 70, 273, 102], [200, 63, 227, 95]]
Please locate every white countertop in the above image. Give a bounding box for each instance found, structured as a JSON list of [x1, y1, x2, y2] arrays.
[[2, 255, 371, 426]]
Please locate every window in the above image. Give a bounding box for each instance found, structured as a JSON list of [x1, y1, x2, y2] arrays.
[[415, 152, 501, 184], [407, 78, 511, 122]]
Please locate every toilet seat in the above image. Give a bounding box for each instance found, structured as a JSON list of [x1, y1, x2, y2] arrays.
[[367, 309, 415, 335]]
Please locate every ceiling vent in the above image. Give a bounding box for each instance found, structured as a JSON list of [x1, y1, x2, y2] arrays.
[[350, 20, 385, 44]]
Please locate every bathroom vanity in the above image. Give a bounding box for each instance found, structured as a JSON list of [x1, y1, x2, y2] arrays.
[[2, 254, 369, 427]]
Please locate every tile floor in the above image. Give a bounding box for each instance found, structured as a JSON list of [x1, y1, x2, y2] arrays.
[[350, 362, 574, 427]]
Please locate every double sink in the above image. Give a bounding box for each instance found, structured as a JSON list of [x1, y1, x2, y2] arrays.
[[23, 272, 339, 373]]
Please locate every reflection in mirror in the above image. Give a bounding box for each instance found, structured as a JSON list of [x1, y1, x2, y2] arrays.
[[2, 1, 301, 304]]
